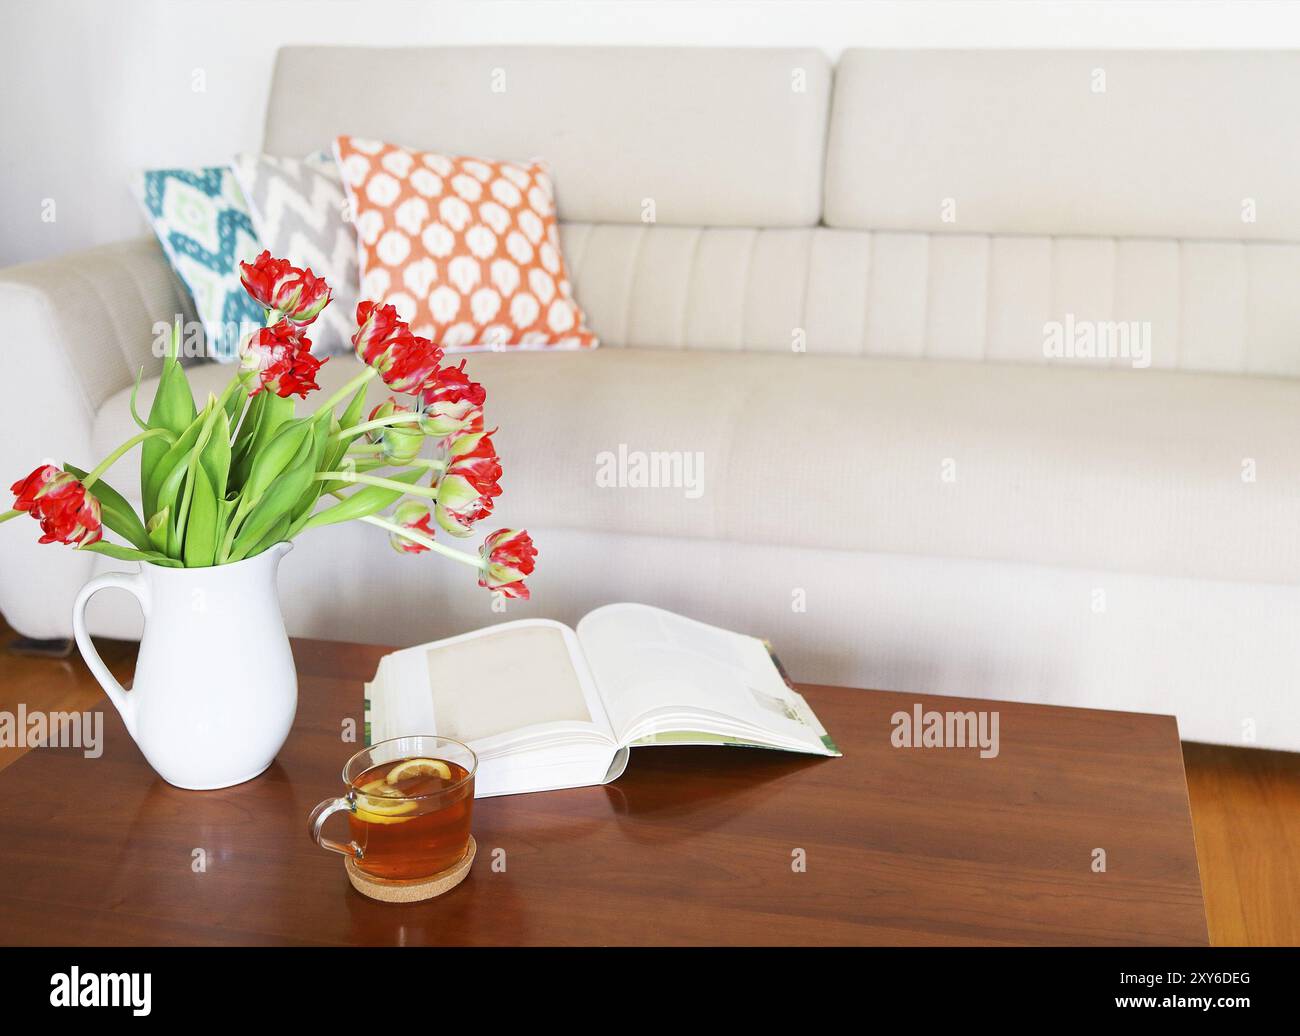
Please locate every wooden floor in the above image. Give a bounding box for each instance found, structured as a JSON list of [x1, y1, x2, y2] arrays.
[[1, 622, 1296, 945], [1183, 742, 1300, 945]]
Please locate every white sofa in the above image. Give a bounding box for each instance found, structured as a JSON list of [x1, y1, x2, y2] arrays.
[[2, 47, 1298, 750]]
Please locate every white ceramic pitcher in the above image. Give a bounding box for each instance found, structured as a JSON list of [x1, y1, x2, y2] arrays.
[[71, 542, 298, 790]]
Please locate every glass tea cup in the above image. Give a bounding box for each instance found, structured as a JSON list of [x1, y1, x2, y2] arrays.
[[309, 735, 477, 881]]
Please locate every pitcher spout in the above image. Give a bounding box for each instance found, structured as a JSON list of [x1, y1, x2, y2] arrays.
[[244, 540, 293, 573]]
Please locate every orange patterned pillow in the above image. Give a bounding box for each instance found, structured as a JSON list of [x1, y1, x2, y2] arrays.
[[333, 136, 597, 352]]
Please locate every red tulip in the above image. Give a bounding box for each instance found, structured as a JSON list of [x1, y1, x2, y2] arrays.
[[352, 300, 404, 366], [351, 301, 443, 393], [279, 268, 332, 324], [239, 251, 292, 308], [384, 331, 443, 394], [239, 319, 325, 399], [420, 360, 486, 443], [10, 465, 103, 546], [388, 501, 436, 554], [478, 528, 536, 599], [434, 431, 503, 537], [239, 251, 332, 325]]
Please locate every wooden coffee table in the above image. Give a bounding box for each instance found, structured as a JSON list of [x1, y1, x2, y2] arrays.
[[0, 638, 1207, 945]]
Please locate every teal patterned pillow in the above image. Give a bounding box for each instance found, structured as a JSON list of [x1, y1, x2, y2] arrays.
[[136, 167, 264, 362]]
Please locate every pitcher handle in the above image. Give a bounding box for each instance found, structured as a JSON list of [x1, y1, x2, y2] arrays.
[[72, 571, 148, 738]]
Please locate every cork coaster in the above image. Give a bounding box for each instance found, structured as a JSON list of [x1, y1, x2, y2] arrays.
[[345, 836, 476, 903]]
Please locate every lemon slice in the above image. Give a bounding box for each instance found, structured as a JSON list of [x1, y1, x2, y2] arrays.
[[359, 778, 405, 799], [354, 779, 418, 819], [354, 805, 416, 825], [386, 758, 452, 784]]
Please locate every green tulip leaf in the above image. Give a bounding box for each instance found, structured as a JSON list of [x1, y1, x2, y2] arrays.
[[227, 431, 316, 562], [172, 399, 219, 552], [245, 514, 291, 561], [141, 324, 197, 515], [198, 405, 231, 499], [219, 413, 307, 564], [240, 418, 310, 506], [301, 468, 425, 530], [232, 392, 293, 489], [316, 431, 353, 498], [77, 540, 183, 568], [146, 506, 170, 554], [338, 381, 370, 441], [128, 366, 149, 432], [284, 410, 338, 527], [229, 389, 266, 484], [223, 378, 248, 425], [143, 403, 209, 523], [182, 466, 218, 567], [226, 423, 317, 558], [216, 494, 238, 547]]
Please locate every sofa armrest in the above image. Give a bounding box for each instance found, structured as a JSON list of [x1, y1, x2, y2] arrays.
[[0, 237, 194, 638]]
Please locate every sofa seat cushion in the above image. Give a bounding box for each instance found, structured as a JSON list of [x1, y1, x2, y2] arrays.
[[93, 349, 1300, 585]]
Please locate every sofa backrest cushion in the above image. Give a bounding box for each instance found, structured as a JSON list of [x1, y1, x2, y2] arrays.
[[265, 46, 831, 228], [264, 46, 1300, 377], [562, 223, 1300, 377], [825, 50, 1300, 241]]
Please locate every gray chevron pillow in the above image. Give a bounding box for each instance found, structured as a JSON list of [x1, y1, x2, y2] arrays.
[[230, 150, 358, 356]]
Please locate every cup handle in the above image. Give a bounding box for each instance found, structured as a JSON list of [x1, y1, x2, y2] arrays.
[[309, 797, 363, 859], [72, 571, 148, 739]]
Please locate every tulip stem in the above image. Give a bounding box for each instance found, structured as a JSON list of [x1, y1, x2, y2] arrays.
[[314, 470, 437, 499], [82, 428, 174, 490], [344, 446, 444, 473], [315, 366, 377, 414], [217, 372, 247, 410], [396, 457, 446, 472], [0, 509, 21, 524], [360, 514, 485, 570], [334, 412, 421, 440]]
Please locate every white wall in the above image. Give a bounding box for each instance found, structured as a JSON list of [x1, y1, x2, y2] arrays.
[[2, 0, 1299, 267]]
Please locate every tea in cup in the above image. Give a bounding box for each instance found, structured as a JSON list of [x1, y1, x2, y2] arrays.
[[310, 735, 476, 881]]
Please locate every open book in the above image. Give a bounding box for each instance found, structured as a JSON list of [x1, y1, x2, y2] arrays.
[[364, 603, 840, 797]]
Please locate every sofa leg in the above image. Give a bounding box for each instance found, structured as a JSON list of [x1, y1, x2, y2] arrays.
[[8, 636, 74, 659]]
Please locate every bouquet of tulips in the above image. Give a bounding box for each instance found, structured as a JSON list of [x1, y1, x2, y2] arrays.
[[1, 253, 536, 598]]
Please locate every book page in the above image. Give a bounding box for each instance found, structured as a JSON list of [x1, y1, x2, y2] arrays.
[[427, 625, 590, 740], [575, 603, 822, 747], [374, 620, 615, 745]]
